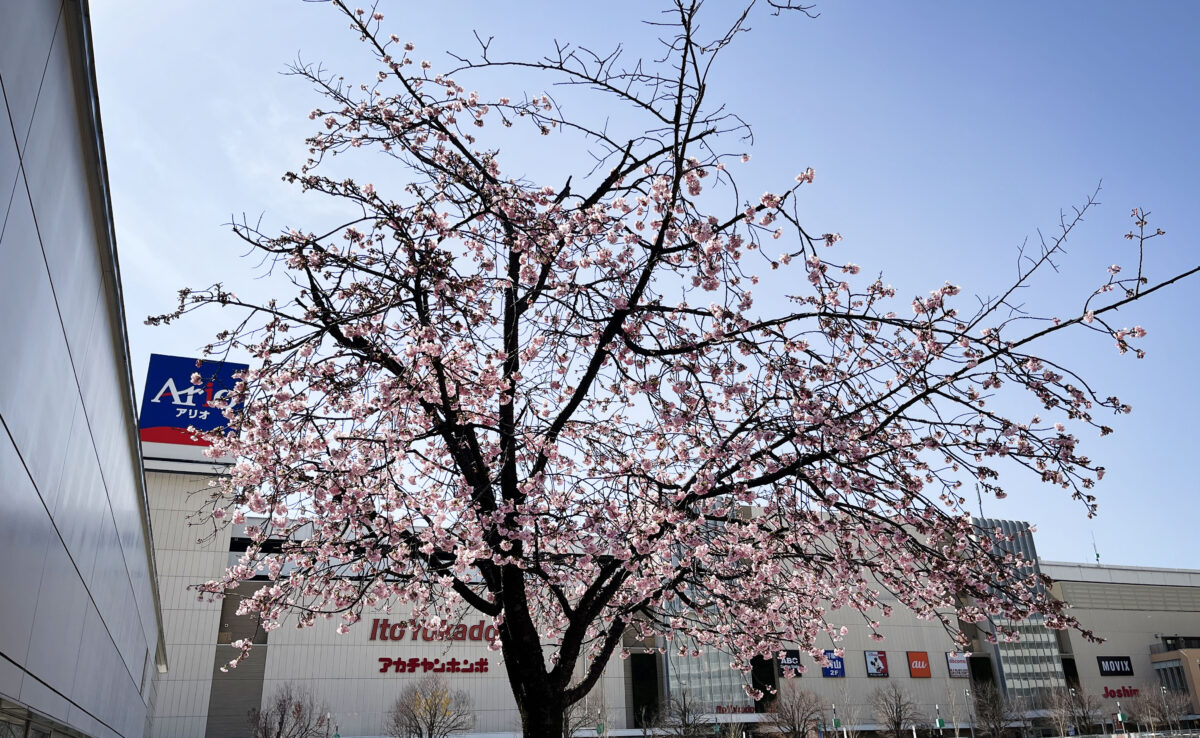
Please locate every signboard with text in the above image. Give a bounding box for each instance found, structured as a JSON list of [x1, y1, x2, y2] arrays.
[[138, 354, 247, 445], [378, 656, 489, 674], [865, 650, 889, 677], [1097, 656, 1134, 677], [946, 652, 970, 679], [821, 650, 845, 678], [778, 649, 803, 676], [907, 651, 931, 678], [1103, 686, 1140, 699]]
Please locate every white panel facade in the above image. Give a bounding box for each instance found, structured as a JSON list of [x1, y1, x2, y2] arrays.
[[768, 613, 973, 731], [1044, 561, 1200, 711], [258, 615, 630, 737], [144, 464, 631, 737], [0, 1, 164, 736], [141, 469, 1200, 738], [146, 472, 230, 738]]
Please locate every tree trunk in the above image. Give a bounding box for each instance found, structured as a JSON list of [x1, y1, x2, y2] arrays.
[[520, 694, 566, 738]]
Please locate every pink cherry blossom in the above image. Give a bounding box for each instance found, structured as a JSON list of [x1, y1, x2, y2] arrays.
[[147, 3, 1200, 736]]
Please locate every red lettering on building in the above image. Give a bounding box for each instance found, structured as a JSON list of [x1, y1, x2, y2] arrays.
[[378, 656, 490, 674], [715, 705, 755, 714], [1102, 686, 1140, 699], [369, 618, 497, 643]]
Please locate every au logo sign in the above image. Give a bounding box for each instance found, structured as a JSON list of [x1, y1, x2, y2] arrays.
[[138, 354, 248, 445], [907, 651, 931, 678]]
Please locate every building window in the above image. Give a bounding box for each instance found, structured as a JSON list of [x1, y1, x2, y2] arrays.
[[1153, 659, 1187, 693]]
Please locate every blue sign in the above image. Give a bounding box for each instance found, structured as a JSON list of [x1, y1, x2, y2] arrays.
[[821, 650, 845, 677], [138, 354, 248, 446]]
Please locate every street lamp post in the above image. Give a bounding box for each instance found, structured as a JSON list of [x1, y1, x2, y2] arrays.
[[1069, 688, 1078, 736], [833, 701, 848, 738], [964, 689, 976, 738]]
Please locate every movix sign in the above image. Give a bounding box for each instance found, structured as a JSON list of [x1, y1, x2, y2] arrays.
[[138, 354, 248, 445]]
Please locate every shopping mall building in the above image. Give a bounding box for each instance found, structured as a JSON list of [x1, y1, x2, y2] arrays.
[[3, 3, 1200, 738], [144, 440, 1200, 738]]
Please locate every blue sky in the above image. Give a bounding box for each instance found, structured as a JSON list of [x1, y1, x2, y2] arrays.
[[91, 2, 1200, 568]]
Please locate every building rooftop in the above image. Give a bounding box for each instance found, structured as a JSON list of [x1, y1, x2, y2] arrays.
[[1040, 559, 1200, 587]]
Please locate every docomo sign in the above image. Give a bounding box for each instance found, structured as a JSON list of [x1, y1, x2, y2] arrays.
[[946, 652, 970, 679], [370, 618, 499, 643], [138, 354, 248, 446]]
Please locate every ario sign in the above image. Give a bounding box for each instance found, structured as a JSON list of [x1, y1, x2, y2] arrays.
[[138, 354, 247, 445]]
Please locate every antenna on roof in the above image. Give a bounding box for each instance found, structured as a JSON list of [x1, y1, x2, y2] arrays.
[[1091, 531, 1100, 564]]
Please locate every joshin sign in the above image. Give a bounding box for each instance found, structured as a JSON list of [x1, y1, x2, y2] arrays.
[[138, 354, 247, 445]]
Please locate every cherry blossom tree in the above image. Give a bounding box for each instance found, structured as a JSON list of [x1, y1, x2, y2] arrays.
[[151, 1, 1200, 736]]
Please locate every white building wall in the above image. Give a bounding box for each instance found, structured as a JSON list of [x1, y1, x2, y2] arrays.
[[768, 600, 971, 731], [261, 610, 630, 737], [0, 2, 163, 736], [146, 471, 229, 738], [144, 469, 630, 738], [139, 492, 1200, 738], [1043, 561, 1200, 709]]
